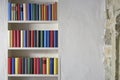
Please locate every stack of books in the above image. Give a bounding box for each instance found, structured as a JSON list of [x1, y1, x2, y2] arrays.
[[8, 57, 58, 74], [8, 30, 58, 48], [8, 2, 57, 21]]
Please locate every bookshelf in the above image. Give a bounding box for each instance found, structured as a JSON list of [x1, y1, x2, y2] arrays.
[[7, 0, 60, 80]]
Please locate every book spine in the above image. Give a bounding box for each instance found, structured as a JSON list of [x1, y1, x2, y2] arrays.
[[21, 30, 23, 47], [36, 4, 39, 20], [28, 3, 31, 20], [12, 58, 15, 74], [30, 58, 34, 74], [24, 30, 27, 47], [28, 58, 31, 74], [20, 4, 23, 20], [8, 58, 12, 74], [13, 3, 16, 20], [25, 58, 28, 74], [54, 58, 58, 74], [50, 30, 54, 47], [54, 2, 57, 20], [36, 58, 40, 74], [39, 4, 41, 20], [8, 30, 10, 47], [50, 58, 54, 74], [43, 4, 46, 20], [43, 58, 46, 74], [17, 30, 20, 47], [40, 58, 43, 74], [19, 58, 22, 74], [15, 58, 19, 74], [41, 4, 44, 20], [12, 30, 14, 47], [10, 30, 12, 47], [54, 30, 58, 47], [17, 3, 20, 20], [46, 57, 50, 74], [27, 30, 29, 47], [38, 31, 41, 47], [34, 30, 37, 47], [15, 4, 18, 20], [11, 3, 14, 20], [22, 58, 25, 74], [29, 31, 31, 47], [31, 4, 33, 20], [46, 30, 50, 47], [23, 3, 26, 20], [31, 30, 34, 47], [8, 2, 11, 20], [14, 30, 17, 47], [34, 58, 37, 74], [44, 30, 47, 47]]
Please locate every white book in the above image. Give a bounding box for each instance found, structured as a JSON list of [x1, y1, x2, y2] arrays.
[[21, 30, 23, 47], [23, 3, 26, 21], [8, 30, 10, 47]]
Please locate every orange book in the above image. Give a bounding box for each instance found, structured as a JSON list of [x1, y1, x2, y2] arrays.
[[52, 2, 57, 20], [43, 58, 46, 74]]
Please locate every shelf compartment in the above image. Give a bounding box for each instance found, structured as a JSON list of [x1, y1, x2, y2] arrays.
[[8, 48, 58, 50], [8, 74, 58, 77]]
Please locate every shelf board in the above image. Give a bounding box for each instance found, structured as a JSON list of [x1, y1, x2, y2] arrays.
[[8, 21, 58, 24], [8, 48, 58, 50], [8, 74, 58, 77]]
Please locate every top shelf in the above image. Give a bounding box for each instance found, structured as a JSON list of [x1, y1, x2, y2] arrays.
[[8, 21, 58, 24]]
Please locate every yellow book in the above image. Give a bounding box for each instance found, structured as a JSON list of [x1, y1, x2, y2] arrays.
[[43, 4, 46, 20], [15, 58, 19, 74], [52, 3, 54, 20], [46, 58, 50, 74], [54, 58, 58, 74], [10, 30, 12, 47], [21, 30, 23, 47]]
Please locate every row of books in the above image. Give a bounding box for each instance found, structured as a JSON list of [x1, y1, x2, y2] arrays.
[[8, 57, 58, 74], [8, 30, 58, 47], [8, 2, 57, 21]]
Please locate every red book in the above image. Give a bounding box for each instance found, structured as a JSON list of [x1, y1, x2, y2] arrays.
[[13, 30, 17, 47], [34, 58, 37, 74], [36, 58, 40, 74], [31, 30, 34, 47], [43, 58, 46, 74], [50, 31, 54, 47], [8, 58, 12, 74], [17, 4, 20, 20], [17, 30, 20, 47], [19, 58, 22, 74]]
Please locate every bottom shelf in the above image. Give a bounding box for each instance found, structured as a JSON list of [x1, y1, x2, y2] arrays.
[[8, 74, 58, 77]]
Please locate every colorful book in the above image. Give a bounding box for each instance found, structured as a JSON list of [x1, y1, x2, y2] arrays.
[[22, 57, 25, 74], [44, 30, 47, 47], [8, 2, 11, 20], [23, 3, 26, 20], [20, 4, 23, 20], [46, 31, 50, 47], [36, 58, 40, 74], [34, 30, 37, 47], [30, 58, 34, 74], [39, 4, 41, 20], [19, 58, 22, 74], [10, 30, 12, 47], [17, 3, 20, 20], [36, 4, 39, 20], [21, 30, 23, 47], [40, 58, 43, 74], [50, 30, 54, 47], [14, 30, 17, 47], [8, 58, 12, 74], [12, 58, 15, 74], [34, 58, 37, 74], [38, 31, 41, 47], [15, 58, 19, 74], [54, 58, 58, 74], [50, 58, 54, 74], [29, 30, 31, 47], [31, 30, 34, 47], [25, 58, 28, 74], [17, 30, 20, 47], [23, 30, 27, 47], [46, 58, 50, 74], [54, 30, 58, 47], [28, 3, 31, 20], [43, 58, 46, 74], [48, 4, 52, 20], [27, 58, 31, 74]]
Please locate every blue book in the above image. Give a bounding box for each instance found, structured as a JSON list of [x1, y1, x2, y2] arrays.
[[54, 31, 58, 47], [46, 31, 50, 47], [20, 4, 23, 20], [31, 4, 33, 20], [8, 2, 11, 20], [27, 30, 29, 47], [24, 30, 27, 47], [50, 58, 54, 74], [44, 30, 47, 47], [12, 58, 15, 74], [36, 4, 39, 20], [48, 4, 52, 20], [34, 30, 37, 47], [28, 3, 31, 20]]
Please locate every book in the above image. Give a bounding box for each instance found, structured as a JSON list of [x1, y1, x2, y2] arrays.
[[27, 58, 31, 74], [30, 58, 34, 74], [27, 30, 29, 47], [15, 58, 19, 74], [22, 58, 25, 74], [34, 58, 37, 74], [28, 3, 31, 20], [19, 58, 22, 74], [17, 3, 20, 20], [23, 3, 27, 20], [13, 3, 16, 20], [12, 58, 15, 74], [20, 4, 23, 20], [21, 30, 23, 47], [10, 30, 12, 47], [43, 58, 46, 74], [29, 30, 31, 47], [14, 30, 17, 47], [38, 31, 41, 47], [46, 57, 50, 74], [36, 4, 39, 20], [44, 30, 47, 47], [52, 2, 57, 20], [8, 30, 10, 47], [23, 30, 27, 47], [17, 30, 20, 47], [40, 58, 43, 74], [54, 30, 58, 47], [54, 58, 58, 74], [34, 30, 37, 47], [25, 58, 28, 74], [46, 30, 50, 47], [8, 2, 11, 20], [8, 58, 12, 74], [41, 4, 44, 20], [39, 4, 41, 20], [11, 3, 14, 20], [50, 30, 54, 47], [31, 30, 34, 47], [15, 4, 18, 20], [36, 58, 40, 74], [48, 4, 52, 20], [50, 58, 54, 74]]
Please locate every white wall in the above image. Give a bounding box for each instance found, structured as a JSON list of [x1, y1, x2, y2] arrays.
[[0, 0, 105, 80], [59, 0, 105, 80]]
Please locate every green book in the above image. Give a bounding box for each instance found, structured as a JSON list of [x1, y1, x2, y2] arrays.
[[27, 58, 31, 74], [32, 4, 36, 20]]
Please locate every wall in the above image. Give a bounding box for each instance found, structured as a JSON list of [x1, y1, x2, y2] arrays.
[[0, 0, 105, 80], [59, 0, 105, 80]]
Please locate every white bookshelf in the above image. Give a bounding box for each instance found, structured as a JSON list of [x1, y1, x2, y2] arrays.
[[7, 0, 60, 80]]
